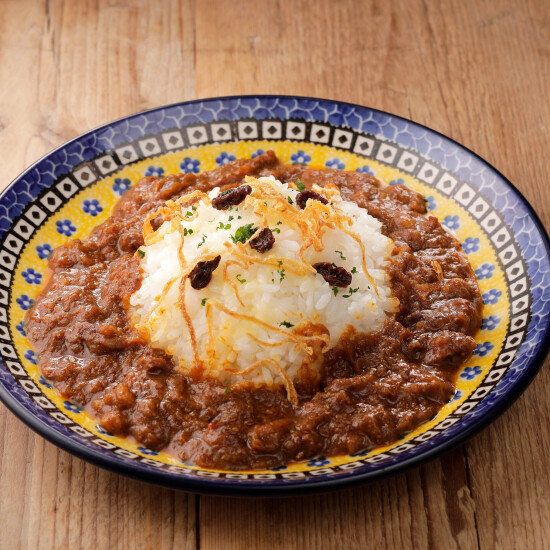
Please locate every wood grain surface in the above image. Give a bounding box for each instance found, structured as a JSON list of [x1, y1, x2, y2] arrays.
[[0, 0, 549, 548]]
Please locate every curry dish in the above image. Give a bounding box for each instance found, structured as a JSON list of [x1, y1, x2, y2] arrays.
[[26, 151, 482, 470]]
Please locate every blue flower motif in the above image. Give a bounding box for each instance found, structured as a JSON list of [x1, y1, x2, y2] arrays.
[[56, 219, 76, 237], [216, 152, 236, 166], [36, 244, 53, 260], [64, 401, 82, 414], [474, 342, 494, 357], [16, 295, 34, 311], [389, 178, 404, 186], [460, 366, 483, 380], [482, 289, 502, 305], [82, 199, 103, 217], [38, 375, 52, 389], [450, 389, 463, 401], [442, 215, 460, 231], [95, 424, 113, 436], [22, 268, 42, 285], [24, 350, 38, 364], [482, 315, 501, 331], [356, 165, 375, 175], [426, 196, 437, 211], [462, 237, 480, 254], [180, 157, 200, 173], [16, 321, 26, 337], [113, 177, 131, 196], [137, 446, 159, 456], [475, 263, 495, 280], [290, 150, 311, 165], [144, 166, 164, 177], [307, 457, 331, 467], [325, 158, 345, 170], [251, 149, 265, 159]]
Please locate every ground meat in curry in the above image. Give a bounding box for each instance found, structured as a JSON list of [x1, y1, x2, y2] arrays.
[[25, 151, 482, 470]]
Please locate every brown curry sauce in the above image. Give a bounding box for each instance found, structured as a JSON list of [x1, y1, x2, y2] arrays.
[[25, 151, 482, 470]]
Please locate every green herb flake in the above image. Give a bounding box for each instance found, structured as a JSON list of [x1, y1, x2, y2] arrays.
[[236, 274, 246, 284], [218, 189, 232, 198], [279, 321, 294, 328], [332, 286, 339, 296], [137, 249, 145, 259], [201, 298, 209, 306], [183, 228, 194, 236], [335, 250, 346, 261], [276, 220, 282, 225], [295, 179, 305, 191], [272, 227, 281, 234], [231, 223, 256, 244], [224, 387, 232, 394], [184, 211, 193, 218], [216, 221, 231, 231], [228, 215, 234, 222], [342, 287, 359, 298], [351, 266, 358, 274], [275, 261, 286, 282], [197, 235, 207, 248], [192, 205, 197, 211], [287, 196, 294, 205], [238, 215, 242, 219]]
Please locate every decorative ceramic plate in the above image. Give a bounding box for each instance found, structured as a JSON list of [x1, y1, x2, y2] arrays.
[[1, 96, 549, 496]]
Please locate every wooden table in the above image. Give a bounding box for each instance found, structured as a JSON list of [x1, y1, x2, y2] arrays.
[[1, 0, 549, 548]]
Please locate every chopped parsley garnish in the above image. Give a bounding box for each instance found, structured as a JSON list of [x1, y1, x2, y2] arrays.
[[332, 286, 339, 296], [287, 196, 294, 205], [272, 227, 281, 234], [272, 261, 286, 283], [264, 201, 268, 206], [201, 297, 208, 306], [279, 321, 294, 328], [236, 274, 246, 284], [276, 220, 282, 225], [137, 249, 145, 258], [351, 266, 358, 274], [295, 179, 305, 191], [228, 215, 234, 221], [238, 215, 242, 219], [335, 250, 346, 261], [231, 223, 256, 244], [183, 228, 193, 236], [197, 235, 207, 248], [184, 210, 193, 218], [342, 287, 359, 298], [224, 387, 232, 394], [192, 205, 197, 211], [277, 261, 286, 282], [218, 189, 232, 198], [216, 221, 231, 231]]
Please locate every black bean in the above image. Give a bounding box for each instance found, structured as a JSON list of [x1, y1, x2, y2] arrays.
[[296, 190, 328, 209], [189, 255, 221, 289], [313, 262, 352, 287], [212, 185, 252, 210], [249, 228, 275, 253]]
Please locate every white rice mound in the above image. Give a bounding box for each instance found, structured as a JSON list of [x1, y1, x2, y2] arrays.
[[129, 175, 398, 402]]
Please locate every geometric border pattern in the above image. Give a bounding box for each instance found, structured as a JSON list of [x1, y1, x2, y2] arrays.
[[0, 96, 547, 490]]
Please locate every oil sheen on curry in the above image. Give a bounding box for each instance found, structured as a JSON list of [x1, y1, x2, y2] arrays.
[[26, 151, 482, 470]]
